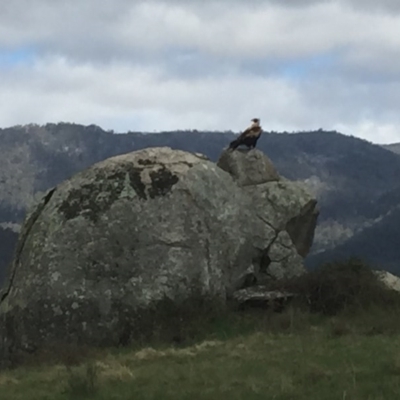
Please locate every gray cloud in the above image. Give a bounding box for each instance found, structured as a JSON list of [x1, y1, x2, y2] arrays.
[[1, 0, 399, 63], [0, 0, 400, 143]]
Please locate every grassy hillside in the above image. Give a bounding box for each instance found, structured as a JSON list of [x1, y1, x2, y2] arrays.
[[2, 308, 400, 399], [2, 260, 400, 399]]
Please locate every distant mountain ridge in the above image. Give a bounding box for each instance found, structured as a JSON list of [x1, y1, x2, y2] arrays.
[[1, 123, 400, 284], [382, 143, 400, 155], [307, 205, 400, 274]]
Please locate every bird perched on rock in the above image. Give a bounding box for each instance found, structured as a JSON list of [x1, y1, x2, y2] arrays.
[[228, 118, 262, 150]]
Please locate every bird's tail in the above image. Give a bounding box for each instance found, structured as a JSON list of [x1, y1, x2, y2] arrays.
[[229, 139, 239, 150]]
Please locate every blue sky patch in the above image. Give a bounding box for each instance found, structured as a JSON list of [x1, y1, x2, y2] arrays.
[[0, 47, 36, 68], [280, 52, 339, 80]]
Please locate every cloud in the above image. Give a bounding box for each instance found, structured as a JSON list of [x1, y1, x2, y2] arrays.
[[1, 55, 399, 143], [2, 0, 400, 65], [0, 56, 299, 130], [0, 0, 400, 143]]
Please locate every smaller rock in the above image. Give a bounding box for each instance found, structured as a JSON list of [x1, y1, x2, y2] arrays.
[[232, 285, 295, 311], [374, 270, 400, 292], [217, 148, 280, 187]]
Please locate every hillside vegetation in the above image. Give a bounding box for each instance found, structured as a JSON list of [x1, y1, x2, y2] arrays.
[[308, 205, 400, 273]]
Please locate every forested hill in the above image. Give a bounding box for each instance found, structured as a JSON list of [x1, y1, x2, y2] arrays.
[[1, 123, 400, 283], [307, 205, 400, 274]]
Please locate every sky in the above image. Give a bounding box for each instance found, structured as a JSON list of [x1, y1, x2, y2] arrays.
[[1, 0, 400, 143]]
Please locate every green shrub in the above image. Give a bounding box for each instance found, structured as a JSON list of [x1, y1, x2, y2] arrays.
[[285, 258, 400, 316]]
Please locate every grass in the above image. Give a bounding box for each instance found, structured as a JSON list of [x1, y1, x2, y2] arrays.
[[2, 258, 400, 399], [2, 307, 400, 400]]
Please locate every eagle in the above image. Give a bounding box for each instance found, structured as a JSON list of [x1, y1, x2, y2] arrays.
[[228, 118, 262, 150]]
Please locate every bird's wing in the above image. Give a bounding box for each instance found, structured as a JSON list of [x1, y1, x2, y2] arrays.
[[239, 125, 262, 139], [238, 125, 254, 139]]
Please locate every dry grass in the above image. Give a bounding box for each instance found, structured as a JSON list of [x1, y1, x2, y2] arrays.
[[131, 340, 224, 361], [2, 319, 400, 399]]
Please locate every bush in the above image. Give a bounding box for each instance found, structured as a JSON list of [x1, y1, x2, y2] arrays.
[[285, 258, 400, 316]]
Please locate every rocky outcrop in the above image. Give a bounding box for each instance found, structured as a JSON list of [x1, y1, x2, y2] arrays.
[[218, 148, 319, 281], [0, 147, 318, 358], [217, 149, 280, 186]]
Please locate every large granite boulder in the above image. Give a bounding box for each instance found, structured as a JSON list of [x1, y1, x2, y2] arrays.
[[0, 146, 318, 357]]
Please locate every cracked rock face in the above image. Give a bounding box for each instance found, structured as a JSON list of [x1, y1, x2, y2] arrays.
[[0, 147, 318, 355], [218, 148, 319, 282]]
